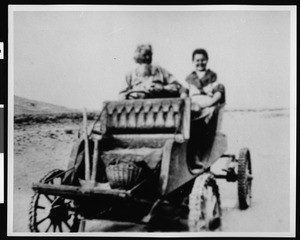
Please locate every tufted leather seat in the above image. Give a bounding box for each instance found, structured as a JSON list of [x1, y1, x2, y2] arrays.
[[98, 98, 189, 135]]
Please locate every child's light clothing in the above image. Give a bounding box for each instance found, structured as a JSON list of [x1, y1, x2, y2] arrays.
[[185, 69, 225, 123], [185, 69, 225, 105]]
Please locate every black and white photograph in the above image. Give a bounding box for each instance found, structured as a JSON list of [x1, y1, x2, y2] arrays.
[[8, 5, 296, 237]]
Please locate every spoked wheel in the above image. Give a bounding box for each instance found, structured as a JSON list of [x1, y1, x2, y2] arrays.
[[237, 148, 253, 210], [29, 169, 80, 232], [188, 173, 222, 231]]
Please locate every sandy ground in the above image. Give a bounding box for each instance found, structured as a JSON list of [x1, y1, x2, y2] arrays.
[[12, 110, 291, 234]]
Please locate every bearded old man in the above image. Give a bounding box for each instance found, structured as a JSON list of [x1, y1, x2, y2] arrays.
[[119, 44, 187, 100]]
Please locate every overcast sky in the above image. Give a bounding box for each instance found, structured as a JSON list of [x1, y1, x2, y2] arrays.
[[12, 7, 292, 110]]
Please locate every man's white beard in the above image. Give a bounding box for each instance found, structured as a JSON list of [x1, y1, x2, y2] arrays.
[[136, 64, 153, 77]]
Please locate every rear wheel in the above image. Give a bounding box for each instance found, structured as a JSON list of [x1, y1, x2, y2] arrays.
[[29, 169, 80, 232], [188, 173, 221, 231], [237, 148, 252, 210]]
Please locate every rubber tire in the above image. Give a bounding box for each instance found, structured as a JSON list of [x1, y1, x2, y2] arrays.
[[188, 173, 222, 231], [237, 148, 252, 210], [29, 169, 80, 232]]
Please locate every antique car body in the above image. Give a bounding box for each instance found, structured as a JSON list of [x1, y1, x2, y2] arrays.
[[29, 97, 252, 232]]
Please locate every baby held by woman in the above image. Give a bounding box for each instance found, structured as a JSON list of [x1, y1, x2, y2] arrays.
[[185, 48, 225, 122]]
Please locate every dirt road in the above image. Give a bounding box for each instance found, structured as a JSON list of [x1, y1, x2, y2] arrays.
[[12, 110, 291, 234]]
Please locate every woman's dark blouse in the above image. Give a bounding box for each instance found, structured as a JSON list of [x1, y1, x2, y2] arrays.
[[185, 69, 225, 104]]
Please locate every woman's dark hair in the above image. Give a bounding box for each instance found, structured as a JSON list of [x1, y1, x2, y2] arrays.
[[192, 48, 209, 61]]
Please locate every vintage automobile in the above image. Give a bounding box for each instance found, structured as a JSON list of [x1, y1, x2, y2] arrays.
[[29, 96, 252, 232]]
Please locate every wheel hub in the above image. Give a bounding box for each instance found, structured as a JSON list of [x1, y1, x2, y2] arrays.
[[48, 203, 70, 225]]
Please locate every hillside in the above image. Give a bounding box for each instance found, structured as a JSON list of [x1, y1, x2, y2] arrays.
[[14, 96, 97, 124], [14, 95, 78, 116]]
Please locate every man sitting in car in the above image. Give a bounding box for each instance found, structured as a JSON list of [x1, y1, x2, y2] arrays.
[[119, 44, 187, 100]]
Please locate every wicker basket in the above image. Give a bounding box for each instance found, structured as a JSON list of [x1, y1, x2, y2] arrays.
[[105, 162, 146, 190]]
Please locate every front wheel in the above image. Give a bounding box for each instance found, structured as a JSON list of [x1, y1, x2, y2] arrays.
[[237, 148, 253, 210], [29, 169, 80, 232], [188, 173, 222, 231]]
